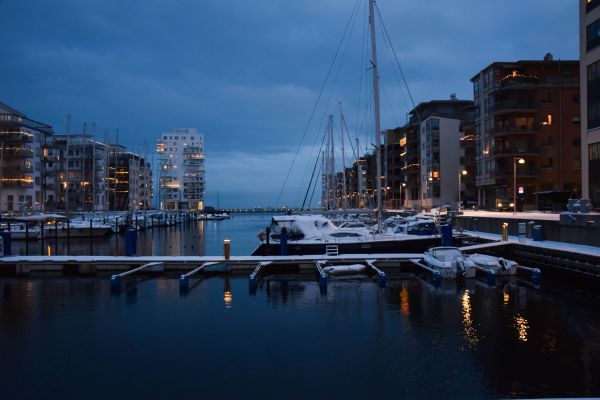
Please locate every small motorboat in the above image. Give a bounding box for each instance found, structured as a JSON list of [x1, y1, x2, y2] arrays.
[[422, 246, 476, 279], [322, 264, 367, 275], [467, 253, 518, 276]]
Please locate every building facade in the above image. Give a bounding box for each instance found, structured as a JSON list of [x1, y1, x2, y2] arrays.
[[471, 57, 581, 210], [0, 103, 53, 212], [581, 0, 600, 210], [157, 128, 205, 210], [108, 146, 152, 211]]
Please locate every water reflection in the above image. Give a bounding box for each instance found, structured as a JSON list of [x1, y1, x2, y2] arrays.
[[515, 314, 529, 342], [1, 272, 600, 398], [461, 289, 479, 347]]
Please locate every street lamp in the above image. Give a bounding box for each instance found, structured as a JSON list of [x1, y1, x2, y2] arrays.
[[513, 158, 525, 214], [401, 182, 407, 209], [458, 170, 467, 211]]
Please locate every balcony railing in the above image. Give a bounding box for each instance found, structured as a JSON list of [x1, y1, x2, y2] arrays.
[[491, 100, 536, 114], [489, 125, 538, 137], [492, 147, 539, 157], [0, 114, 53, 134], [495, 167, 539, 178]]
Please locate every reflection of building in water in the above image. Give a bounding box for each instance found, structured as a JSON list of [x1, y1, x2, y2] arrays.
[[400, 285, 410, 316], [224, 277, 232, 309]]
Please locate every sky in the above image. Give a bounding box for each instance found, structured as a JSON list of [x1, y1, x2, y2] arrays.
[[0, 0, 579, 208]]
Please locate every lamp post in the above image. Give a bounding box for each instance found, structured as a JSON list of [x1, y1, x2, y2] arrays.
[[458, 170, 467, 211], [513, 158, 525, 215], [401, 182, 406, 209]]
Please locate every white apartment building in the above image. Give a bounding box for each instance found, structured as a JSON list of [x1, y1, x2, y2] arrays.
[[157, 128, 205, 210], [414, 100, 472, 210], [581, 0, 600, 210]]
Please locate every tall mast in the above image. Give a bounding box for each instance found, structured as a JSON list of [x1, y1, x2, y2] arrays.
[[328, 114, 335, 209], [369, 0, 382, 231], [81, 122, 87, 211], [339, 102, 347, 212], [65, 115, 71, 217]]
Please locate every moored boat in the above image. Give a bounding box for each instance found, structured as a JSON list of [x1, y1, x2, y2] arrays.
[[467, 253, 518, 276], [422, 246, 476, 279]]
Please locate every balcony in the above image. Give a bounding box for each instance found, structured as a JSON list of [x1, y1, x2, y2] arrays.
[[0, 114, 53, 134], [497, 75, 579, 91], [492, 147, 539, 158], [488, 125, 538, 138], [495, 167, 540, 178], [491, 100, 536, 116]]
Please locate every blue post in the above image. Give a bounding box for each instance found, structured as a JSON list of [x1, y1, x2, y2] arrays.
[[179, 275, 189, 290], [0, 232, 12, 256], [377, 272, 387, 288], [125, 228, 137, 256], [280, 227, 288, 256], [110, 275, 121, 290], [532, 268, 541, 284], [432, 271, 442, 286], [441, 224, 452, 246], [532, 225, 542, 241]]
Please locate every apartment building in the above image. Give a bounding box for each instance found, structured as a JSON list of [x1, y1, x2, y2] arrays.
[[471, 56, 581, 210], [581, 0, 600, 210], [157, 128, 205, 210], [0, 102, 53, 212], [108, 146, 152, 211]]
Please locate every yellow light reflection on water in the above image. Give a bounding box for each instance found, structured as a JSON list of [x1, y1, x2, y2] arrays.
[[224, 290, 232, 309], [461, 290, 479, 346], [515, 315, 529, 342], [503, 292, 510, 306], [47, 245, 52, 256], [400, 286, 410, 316]]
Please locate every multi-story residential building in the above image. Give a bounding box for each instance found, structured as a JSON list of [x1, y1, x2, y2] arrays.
[[46, 134, 110, 212], [0, 102, 53, 212], [581, 0, 600, 210], [399, 122, 420, 209], [399, 99, 473, 210], [471, 56, 581, 210], [108, 146, 152, 211], [458, 104, 478, 206], [382, 128, 404, 209], [157, 128, 205, 210]]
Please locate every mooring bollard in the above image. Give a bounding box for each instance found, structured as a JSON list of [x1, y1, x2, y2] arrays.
[[125, 228, 137, 256], [441, 224, 452, 246], [224, 239, 231, 260], [501, 223, 508, 241]]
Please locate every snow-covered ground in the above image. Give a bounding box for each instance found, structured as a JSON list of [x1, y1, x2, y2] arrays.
[[462, 230, 600, 257], [460, 210, 561, 221]]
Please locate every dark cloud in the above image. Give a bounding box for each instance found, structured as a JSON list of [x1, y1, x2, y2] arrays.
[[0, 0, 577, 207]]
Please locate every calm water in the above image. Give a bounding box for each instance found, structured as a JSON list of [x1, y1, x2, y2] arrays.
[[2, 214, 600, 398], [10, 213, 274, 256]]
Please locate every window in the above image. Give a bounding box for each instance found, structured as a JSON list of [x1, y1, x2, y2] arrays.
[[588, 60, 600, 129], [573, 95, 580, 103], [587, 18, 600, 51]]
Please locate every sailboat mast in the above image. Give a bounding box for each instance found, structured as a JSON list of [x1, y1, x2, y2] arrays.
[[339, 102, 347, 212], [328, 114, 335, 209], [369, 0, 382, 231]]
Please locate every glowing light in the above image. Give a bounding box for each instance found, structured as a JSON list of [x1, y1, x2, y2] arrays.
[[503, 292, 510, 305], [515, 315, 529, 342]]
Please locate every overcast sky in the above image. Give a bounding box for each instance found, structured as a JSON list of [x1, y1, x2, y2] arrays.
[[0, 0, 578, 208]]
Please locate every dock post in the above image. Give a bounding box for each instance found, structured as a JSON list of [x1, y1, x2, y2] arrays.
[[89, 219, 93, 255], [67, 219, 71, 254], [110, 275, 121, 291], [125, 228, 137, 256], [532, 268, 541, 284], [441, 224, 452, 246], [179, 275, 189, 290], [40, 220, 44, 256], [432, 271, 441, 286], [224, 239, 231, 260], [280, 227, 288, 256], [501, 223, 508, 241], [25, 222, 29, 255], [0, 231, 12, 256], [54, 220, 58, 252]]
